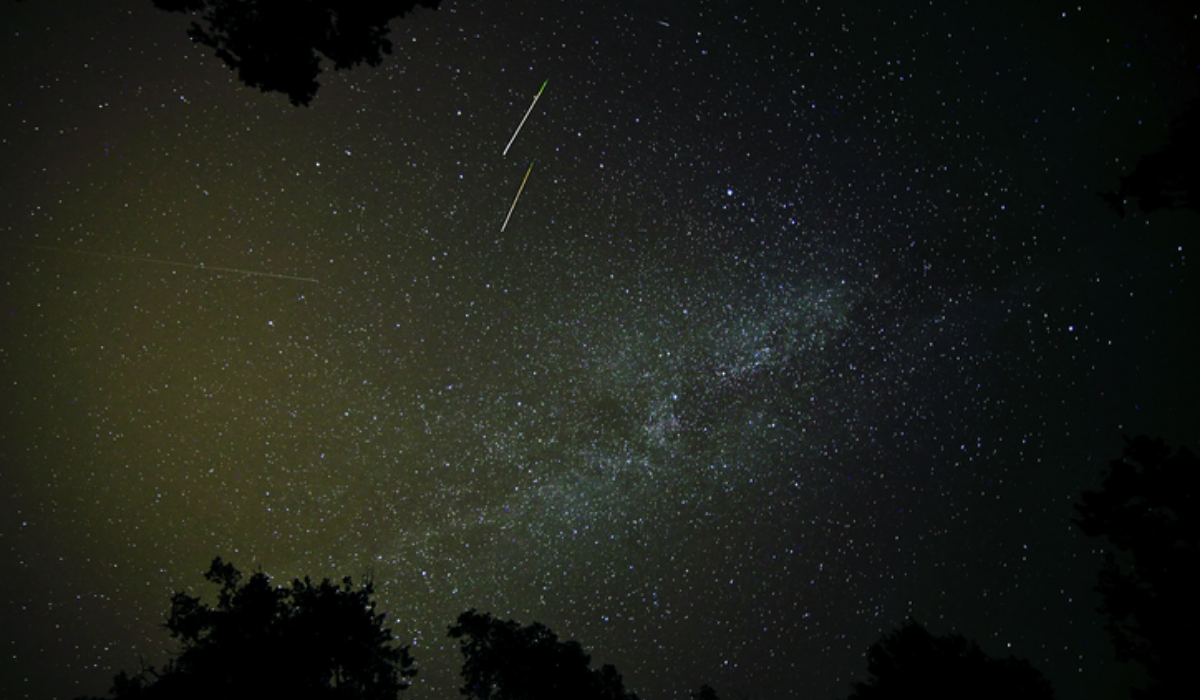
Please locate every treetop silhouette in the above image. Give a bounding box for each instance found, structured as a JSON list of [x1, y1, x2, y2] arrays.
[[448, 608, 638, 700], [1075, 435, 1198, 699], [77, 557, 416, 700], [847, 619, 1054, 700]]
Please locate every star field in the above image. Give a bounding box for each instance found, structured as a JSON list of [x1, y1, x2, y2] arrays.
[[2, 2, 1197, 700]]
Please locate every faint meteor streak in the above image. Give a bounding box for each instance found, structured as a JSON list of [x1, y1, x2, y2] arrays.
[[13, 243, 319, 283], [500, 162, 535, 232], [503, 79, 548, 156]]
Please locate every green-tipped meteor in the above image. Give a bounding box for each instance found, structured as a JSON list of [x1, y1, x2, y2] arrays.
[[500, 161, 535, 232], [503, 80, 548, 156], [13, 243, 318, 283]]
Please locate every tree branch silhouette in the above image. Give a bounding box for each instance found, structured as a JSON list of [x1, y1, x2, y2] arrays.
[[152, 0, 442, 105]]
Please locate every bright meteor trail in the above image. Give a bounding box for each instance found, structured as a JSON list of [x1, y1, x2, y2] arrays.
[[502, 80, 548, 156], [500, 161, 535, 232]]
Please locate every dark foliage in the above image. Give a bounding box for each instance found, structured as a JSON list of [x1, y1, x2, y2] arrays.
[[76, 557, 416, 700], [847, 620, 1054, 700], [1075, 436, 1198, 699], [1099, 97, 1200, 218], [448, 609, 638, 700], [152, 0, 441, 105]]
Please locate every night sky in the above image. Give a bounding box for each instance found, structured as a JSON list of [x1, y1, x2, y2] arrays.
[[2, 1, 1197, 699]]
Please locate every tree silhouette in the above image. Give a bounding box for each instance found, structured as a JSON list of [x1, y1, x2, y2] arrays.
[[448, 609, 638, 700], [846, 619, 1054, 700], [151, 0, 442, 106], [1099, 97, 1200, 218], [76, 557, 416, 700], [1075, 436, 1198, 699]]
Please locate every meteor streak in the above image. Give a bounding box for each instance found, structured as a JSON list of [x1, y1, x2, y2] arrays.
[[13, 243, 319, 283], [500, 162, 535, 232], [502, 79, 548, 156]]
